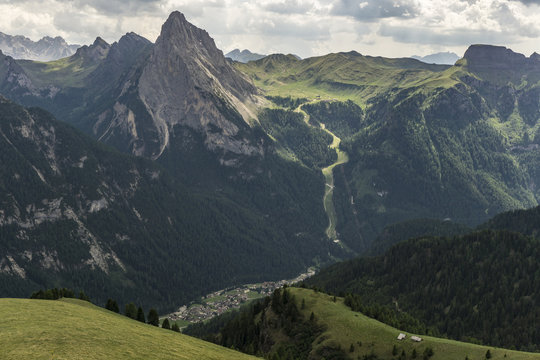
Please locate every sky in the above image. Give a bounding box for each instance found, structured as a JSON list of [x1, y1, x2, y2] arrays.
[[0, 0, 539, 59]]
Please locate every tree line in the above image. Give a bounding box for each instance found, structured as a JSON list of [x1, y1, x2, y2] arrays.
[[30, 288, 180, 332]]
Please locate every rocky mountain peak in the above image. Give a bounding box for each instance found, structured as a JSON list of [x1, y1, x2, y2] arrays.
[[133, 11, 260, 159], [113, 32, 151, 55], [157, 11, 228, 73], [74, 37, 110, 62], [464, 44, 528, 68]]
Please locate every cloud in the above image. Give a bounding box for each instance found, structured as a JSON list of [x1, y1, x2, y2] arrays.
[[331, 0, 419, 21], [378, 23, 518, 46], [252, 17, 330, 40], [264, 0, 317, 14], [69, 0, 163, 16], [0, 0, 538, 59], [509, 0, 540, 5]]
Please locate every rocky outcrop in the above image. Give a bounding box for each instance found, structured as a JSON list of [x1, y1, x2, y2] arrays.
[[463, 45, 540, 74], [73, 37, 110, 64], [0, 50, 40, 97]]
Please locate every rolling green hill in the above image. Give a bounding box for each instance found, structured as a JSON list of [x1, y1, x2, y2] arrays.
[[186, 287, 540, 360], [306, 229, 540, 351], [0, 297, 256, 360], [235, 51, 452, 105]]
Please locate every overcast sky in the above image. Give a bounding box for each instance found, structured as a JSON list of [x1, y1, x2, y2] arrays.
[[1, 0, 539, 59]]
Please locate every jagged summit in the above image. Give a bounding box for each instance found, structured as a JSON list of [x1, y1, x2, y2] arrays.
[[159, 11, 215, 50], [130, 11, 261, 159], [0, 31, 79, 61], [155, 10, 235, 81], [74, 37, 110, 62], [113, 32, 151, 54]]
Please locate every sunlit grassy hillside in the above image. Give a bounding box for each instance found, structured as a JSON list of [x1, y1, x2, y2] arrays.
[[292, 288, 540, 360], [0, 298, 257, 360]]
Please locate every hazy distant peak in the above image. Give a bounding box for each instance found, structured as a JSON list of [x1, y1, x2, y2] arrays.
[[0, 31, 79, 61], [225, 49, 266, 63], [411, 51, 459, 65]]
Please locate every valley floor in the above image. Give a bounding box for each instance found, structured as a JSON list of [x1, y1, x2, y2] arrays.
[[166, 268, 316, 325]]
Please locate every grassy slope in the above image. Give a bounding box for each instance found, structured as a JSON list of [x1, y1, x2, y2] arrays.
[[18, 56, 98, 88], [292, 288, 540, 360], [0, 298, 256, 360], [236, 52, 456, 105]]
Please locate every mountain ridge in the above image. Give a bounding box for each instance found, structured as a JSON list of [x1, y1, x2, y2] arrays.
[[0, 32, 80, 61]]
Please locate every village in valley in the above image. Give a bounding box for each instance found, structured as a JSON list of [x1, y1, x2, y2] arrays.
[[166, 268, 316, 326]]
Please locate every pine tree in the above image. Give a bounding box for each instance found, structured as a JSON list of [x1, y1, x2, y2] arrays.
[[78, 291, 90, 301], [171, 323, 180, 332], [148, 308, 159, 326], [137, 307, 146, 323], [125, 302, 138, 319], [162, 318, 171, 329], [105, 299, 119, 313], [486, 350, 492, 359]]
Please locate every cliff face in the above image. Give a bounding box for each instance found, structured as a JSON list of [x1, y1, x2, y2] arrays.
[[462, 45, 540, 85], [0, 97, 128, 277]]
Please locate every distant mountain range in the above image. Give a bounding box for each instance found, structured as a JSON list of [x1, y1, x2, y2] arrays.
[[411, 51, 460, 65], [225, 49, 265, 63], [0, 32, 79, 61]]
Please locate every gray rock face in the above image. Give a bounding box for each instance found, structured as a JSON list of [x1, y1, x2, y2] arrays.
[[131, 11, 262, 160], [463, 44, 540, 70], [73, 37, 110, 63], [0, 32, 79, 61], [0, 51, 40, 97], [0, 97, 127, 275]]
